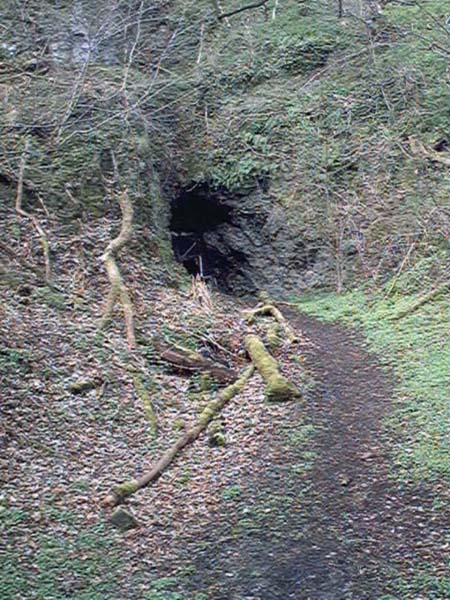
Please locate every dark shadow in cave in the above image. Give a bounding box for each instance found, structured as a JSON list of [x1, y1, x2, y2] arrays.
[[170, 183, 251, 294]]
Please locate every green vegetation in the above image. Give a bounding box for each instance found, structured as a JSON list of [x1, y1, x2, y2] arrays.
[[0, 516, 123, 600], [1, 1, 449, 598], [184, 0, 450, 289], [296, 267, 450, 483]]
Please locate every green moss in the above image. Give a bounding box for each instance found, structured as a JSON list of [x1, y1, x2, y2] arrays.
[[245, 334, 299, 402], [113, 480, 139, 500], [32, 287, 67, 310]]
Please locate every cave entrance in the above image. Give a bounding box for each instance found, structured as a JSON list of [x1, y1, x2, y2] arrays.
[[170, 183, 248, 293]]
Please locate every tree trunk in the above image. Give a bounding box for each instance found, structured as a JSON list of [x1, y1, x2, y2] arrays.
[[100, 189, 136, 349]]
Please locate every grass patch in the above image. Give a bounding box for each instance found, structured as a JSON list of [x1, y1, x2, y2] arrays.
[[0, 522, 124, 600], [295, 285, 449, 484]]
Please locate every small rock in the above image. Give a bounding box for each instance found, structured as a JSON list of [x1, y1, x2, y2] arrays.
[[338, 474, 353, 487], [110, 508, 139, 532]]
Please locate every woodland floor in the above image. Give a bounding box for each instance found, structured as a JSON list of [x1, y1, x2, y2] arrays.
[[170, 311, 450, 599], [1, 205, 449, 599]]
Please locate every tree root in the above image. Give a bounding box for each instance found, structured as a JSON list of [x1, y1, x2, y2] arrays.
[[245, 334, 299, 402], [99, 190, 136, 349], [102, 365, 254, 507]]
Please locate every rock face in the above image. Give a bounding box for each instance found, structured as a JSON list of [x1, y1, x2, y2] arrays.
[[171, 182, 326, 297]]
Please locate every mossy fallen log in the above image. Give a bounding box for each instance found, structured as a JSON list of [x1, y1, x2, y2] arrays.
[[246, 304, 298, 344], [152, 339, 237, 384], [102, 365, 254, 507], [245, 334, 299, 402]]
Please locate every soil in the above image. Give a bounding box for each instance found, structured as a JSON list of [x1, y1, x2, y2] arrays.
[[173, 310, 449, 599]]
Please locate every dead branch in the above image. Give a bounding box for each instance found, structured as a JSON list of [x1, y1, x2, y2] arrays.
[[382, 240, 416, 300], [390, 281, 449, 321], [409, 136, 450, 167], [152, 339, 237, 383], [218, 0, 269, 20], [190, 275, 213, 312], [14, 139, 52, 283], [246, 304, 298, 344], [102, 365, 254, 506], [99, 189, 136, 349]]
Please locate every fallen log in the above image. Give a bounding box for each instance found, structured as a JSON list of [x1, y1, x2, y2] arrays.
[[246, 304, 298, 344], [245, 334, 299, 402], [102, 365, 254, 506], [152, 339, 237, 384]]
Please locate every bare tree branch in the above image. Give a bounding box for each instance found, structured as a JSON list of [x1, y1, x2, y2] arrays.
[[218, 0, 269, 20]]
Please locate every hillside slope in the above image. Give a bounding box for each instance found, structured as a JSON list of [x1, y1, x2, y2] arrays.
[[1, 1, 449, 599]]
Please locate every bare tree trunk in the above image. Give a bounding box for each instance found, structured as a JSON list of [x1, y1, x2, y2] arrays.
[[99, 189, 136, 349]]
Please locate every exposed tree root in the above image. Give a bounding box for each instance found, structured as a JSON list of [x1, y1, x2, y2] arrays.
[[152, 339, 237, 383], [15, 139, 52, 283], [246, 304, 298, 344], [102, 365, 254, 507], [390, 281, 450, 321], [245, 334, 299, 402], [99, 190, 136, 349]]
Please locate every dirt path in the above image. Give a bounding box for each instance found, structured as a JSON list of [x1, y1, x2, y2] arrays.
[[178, 311, 448, 599]]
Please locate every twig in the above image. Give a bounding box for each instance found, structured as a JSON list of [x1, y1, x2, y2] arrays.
[[218, 0, 269, 20]]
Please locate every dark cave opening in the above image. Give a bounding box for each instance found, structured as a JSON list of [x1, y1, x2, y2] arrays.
[[170, 183, 249, 293]]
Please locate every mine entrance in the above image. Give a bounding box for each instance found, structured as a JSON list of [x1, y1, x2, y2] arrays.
[[170, 183, 248, 292]]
